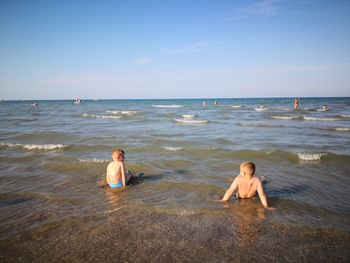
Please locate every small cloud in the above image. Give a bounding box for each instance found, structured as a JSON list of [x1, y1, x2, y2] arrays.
[[223, 0, 281, 20], [240, 0, 279, 16], [131, 58, 153, 65]]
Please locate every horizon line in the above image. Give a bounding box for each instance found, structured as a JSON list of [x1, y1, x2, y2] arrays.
[[1, 96, 349, 101]]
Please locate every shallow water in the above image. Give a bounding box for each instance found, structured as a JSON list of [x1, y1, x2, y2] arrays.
[[0, 98, 349, 262]]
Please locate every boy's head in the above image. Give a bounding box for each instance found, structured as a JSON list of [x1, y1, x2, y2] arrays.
[[112, 148, 125, 162], [240, 161, 255, 176]]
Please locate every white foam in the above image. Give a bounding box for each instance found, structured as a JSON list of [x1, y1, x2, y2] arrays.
[[341, 115, 350, 118], [175, 118, 208, 124], [0, 143, 65, 150], [181, 114, 196, 119], [255, 108, 267, 111], [303, 116, 338, 121], [106, 111, 137, 115], [272, 116, 300, 120], [335, 127, 350, 131], [297, 152, 327, 161], [153, 105, 183, 108], [231, 105, 242, 108], [83, 113, 121, 119], [79, 158, 109, 163], [163, 146, 182, 151]]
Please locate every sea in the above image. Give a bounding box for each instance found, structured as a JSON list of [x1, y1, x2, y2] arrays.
[[0, 97, 349, 262]]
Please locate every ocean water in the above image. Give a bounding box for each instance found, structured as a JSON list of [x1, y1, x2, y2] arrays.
[[0, 97, 349, 262]]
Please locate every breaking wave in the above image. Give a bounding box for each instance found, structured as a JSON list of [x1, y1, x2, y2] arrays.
[[82, 114, 121, 119], [297, 152, 327, 161], [0, 143, 66, 151]]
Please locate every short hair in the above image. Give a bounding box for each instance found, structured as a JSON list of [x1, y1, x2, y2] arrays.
[[240, 161, 255, 175], [112, 148, 124, 158]]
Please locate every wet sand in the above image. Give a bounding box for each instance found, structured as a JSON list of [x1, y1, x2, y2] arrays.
[[1, 203, 349, 263]]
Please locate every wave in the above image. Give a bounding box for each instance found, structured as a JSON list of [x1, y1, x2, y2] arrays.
[[82, 113, 121, 119], [0, 142, 66, 150], [272, 116, 340, 121], [162, 146, 182, 151], [271, 116, 302, 120], [175, 118, 209, 124], [341, 115, 350, 118], [106, 111, 138, 116], [152, 105, 183, 108], [255, 107, 267, 111], [303, 116, 339, 121], [231, 105, 242, 108], [335, 127, 350, 131], [78, 158, 109, 163], [181, 114, 196, 119], [297, 152, 327, 161], [238, 123, 285, 128], [319, 127, 350, 132]]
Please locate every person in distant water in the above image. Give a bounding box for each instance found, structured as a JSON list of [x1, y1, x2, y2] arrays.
[[221, 161, 274, 209], [203, 101, 207, 107], [259, 104, 264, 110], [32, 102, 38, 107], [106, 148, 133, 188], [322, 104, 328, 111], [214, 100, 218, 105], [294, 98, 299, 109], [73, 98, 81, 104]]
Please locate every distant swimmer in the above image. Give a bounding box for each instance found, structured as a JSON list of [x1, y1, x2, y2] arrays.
[[203, 101, 207, 107], [294, 98, 299, 110], [73, 98, 81, 105], [255, 104, 265, 111], [221, 161, 275, 209], [214, 100, 218, 105], [31, 102, 38, 107], [322, 104, 328, 111]]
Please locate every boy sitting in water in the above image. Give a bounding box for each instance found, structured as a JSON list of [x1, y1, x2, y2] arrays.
[[222, 161, 273, 209], [106, 148, 133, 188]]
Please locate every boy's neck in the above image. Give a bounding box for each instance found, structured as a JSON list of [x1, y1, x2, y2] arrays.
[[242, 174, 253, 179]]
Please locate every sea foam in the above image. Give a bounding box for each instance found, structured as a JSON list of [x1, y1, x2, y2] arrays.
[[297, 152, 327, 161], [175, 118, 208, 124], [79, 158, 109, 163], [303, 116, 339, 121], [335, 127, 350, 131], [163, 146, 182, 151], [106, 111, 138, 115], [272, 116, 301, 120], [181, 114, 196, 119], [153, 105, 183, 108], [0, 143, 66, 150], [83, 113, 121, 119]]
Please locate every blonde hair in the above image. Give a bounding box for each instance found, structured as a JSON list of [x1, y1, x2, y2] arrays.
[[112, 148, 125, 160], [240, 161, 255, 175]]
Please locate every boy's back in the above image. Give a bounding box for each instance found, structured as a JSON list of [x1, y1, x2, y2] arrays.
[[235, 175, 264, 198], [222, 161, 272, 209]]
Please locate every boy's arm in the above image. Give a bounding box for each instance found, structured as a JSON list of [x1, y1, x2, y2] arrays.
[[121, 162, 126, 186], [256, 181, 269, 208], [106, 164, 110, 184], [222, 177, 238, 201]]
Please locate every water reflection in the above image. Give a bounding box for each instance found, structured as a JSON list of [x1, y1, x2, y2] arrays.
[[223, 199, 266, 249]]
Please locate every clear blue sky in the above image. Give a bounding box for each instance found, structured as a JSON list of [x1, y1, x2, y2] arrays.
[[1, 0, 349, 99]]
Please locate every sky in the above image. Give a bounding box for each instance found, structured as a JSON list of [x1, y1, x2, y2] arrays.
[[0, 0, 349, 100]]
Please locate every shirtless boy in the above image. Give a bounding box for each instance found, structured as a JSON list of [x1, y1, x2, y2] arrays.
[[106, 148, 132, 188], [222, 161, 273, 209]]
